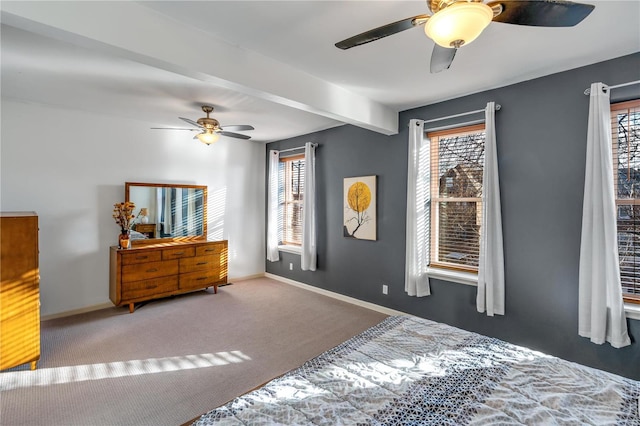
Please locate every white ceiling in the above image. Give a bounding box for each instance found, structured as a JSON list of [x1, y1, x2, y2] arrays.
[[1, 1, 639, 143]]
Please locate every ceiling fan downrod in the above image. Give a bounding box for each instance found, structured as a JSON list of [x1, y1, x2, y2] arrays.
[[197, 105, 220, 130]]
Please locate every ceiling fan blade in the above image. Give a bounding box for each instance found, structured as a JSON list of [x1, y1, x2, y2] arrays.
[[221, 124, 255, 131], [150, 127, 199, 131], [335, 14, 430, 49], [488, 0, 595, 27], [430, 45, 457, 73], [219, 131, 251, 140], [179, 117, 203, 128]]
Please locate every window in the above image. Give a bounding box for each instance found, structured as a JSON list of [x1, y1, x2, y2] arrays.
[[611, 99, 640, 304], [427, 124, 485, 272], [279, 154, 305, 246]]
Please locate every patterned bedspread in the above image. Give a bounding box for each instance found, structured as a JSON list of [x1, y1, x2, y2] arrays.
[[193, 315, 640, 425]]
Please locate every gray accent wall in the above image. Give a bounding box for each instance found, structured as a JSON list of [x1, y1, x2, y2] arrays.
[[266, 53, 640, 380]]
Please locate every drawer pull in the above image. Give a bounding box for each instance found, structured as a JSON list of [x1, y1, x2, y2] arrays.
[[197, 262, 208, 266], [172, 252, 185, 256], [205, 249, 215, 252], [136, 256, 148, 260], [146, 268, 158, 273], [146, 284, 158, 290], [197, 277, 207, 281]]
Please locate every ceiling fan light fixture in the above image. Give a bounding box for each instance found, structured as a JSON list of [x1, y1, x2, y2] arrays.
[[425, 2, 493, 48], [197, 131, 220, 145]]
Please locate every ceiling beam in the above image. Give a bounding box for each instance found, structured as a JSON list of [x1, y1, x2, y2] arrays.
[[1, 1, 398, 135]]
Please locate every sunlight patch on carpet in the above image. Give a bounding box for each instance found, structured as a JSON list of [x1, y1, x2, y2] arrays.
[[0, 351, 251, 391]]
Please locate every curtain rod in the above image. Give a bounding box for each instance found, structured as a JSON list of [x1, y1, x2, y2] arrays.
[[278, 143, 317, 154], [583, 80, 640, 95], [420, 104, 501, 125]]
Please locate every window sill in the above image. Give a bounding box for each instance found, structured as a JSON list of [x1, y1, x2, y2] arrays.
[[278, 245, 301, 255], [427, 267, 477, 286], [625, 303, 640, 321]]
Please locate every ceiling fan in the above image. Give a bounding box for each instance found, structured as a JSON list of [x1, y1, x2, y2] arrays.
[[335, 0, 595, 73], [151, 105, 255, 145]]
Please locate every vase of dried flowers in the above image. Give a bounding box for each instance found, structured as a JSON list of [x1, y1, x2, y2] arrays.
[[119, 229, 131, 249], [113, 201, 136, 249]]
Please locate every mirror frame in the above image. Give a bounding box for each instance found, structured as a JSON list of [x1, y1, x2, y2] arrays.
[[125, 182, 208, 246]]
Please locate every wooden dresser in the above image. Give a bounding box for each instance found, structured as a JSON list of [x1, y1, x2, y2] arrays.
[[0, 212, 40, 370], [109, 240, 227, 313]]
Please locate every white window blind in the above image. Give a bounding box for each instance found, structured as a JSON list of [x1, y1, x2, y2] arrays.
[[428, 124, 486, 272], [611, 99, 640, 303]]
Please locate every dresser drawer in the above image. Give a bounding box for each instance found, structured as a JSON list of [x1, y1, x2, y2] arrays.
[[121, 251, 162, 265], [179, 255, 219, 273], [162, 246, 195, 260], [121, 260, 178, 282], [179, 269, 223, 290], [0, 310, 40, 370], [196, 243, 225, 256], [122, 276, 178, 300]]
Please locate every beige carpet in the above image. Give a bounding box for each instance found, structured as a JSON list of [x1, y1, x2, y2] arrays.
[[0, 277, 388, 426]]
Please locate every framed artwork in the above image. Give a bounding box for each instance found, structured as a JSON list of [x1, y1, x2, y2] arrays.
[[343, 175, 376, 241]]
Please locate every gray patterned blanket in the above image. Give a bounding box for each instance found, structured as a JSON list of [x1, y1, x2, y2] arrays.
[[193, 315, 639, 425]]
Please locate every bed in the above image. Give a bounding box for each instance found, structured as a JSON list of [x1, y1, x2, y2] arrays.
[[192, 315, 639, 425]]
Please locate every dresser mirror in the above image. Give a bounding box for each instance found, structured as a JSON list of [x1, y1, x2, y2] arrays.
[[125, 182, 207, 245]]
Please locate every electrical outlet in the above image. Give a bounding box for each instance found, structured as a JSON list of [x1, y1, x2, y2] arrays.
[[289, 263, 293, 270], [382, 284, 388, 295]]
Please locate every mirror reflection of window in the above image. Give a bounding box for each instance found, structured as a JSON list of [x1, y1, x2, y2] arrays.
[[156, 188, 204, 237], [126, 183, 207, 242]]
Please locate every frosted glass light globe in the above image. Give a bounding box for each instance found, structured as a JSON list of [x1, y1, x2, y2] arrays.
[[197, 131, 220, 145], [425, 2, 493, 48]]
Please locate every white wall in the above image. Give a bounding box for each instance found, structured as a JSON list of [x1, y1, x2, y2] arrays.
[[1, 98, 265, 316]]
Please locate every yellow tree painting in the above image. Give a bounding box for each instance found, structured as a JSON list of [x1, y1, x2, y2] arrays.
[[343, 175, 376, 240]]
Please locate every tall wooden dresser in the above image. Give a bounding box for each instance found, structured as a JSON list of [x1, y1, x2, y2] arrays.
[[0, 212, 40, 370]]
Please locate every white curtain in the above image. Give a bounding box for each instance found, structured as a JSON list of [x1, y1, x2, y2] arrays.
[[266, 150, 280, 262], [174, 188, 184, 235], [405, 119, 431, 297], [162, 188, 174, 235], [187, 188, 195, 235], [301, 142, 317, 271], [156, 188, 163, 234], [477, 102, 505, 316], [578, 82, 630, 348]]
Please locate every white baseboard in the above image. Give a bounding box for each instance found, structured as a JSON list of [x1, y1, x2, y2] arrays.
[[229, 273, 265, 282], [265, 273, 409, 317], [41, 302, 114, 322]]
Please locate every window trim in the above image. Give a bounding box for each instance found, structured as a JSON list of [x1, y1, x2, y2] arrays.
[[279, 154, 305, 247], [278, 244, 301, 255], [427, 266, 478, 286], [611, 99, 640, 306], [625, 303, 640, 320], [427, 123, 486, 275]]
